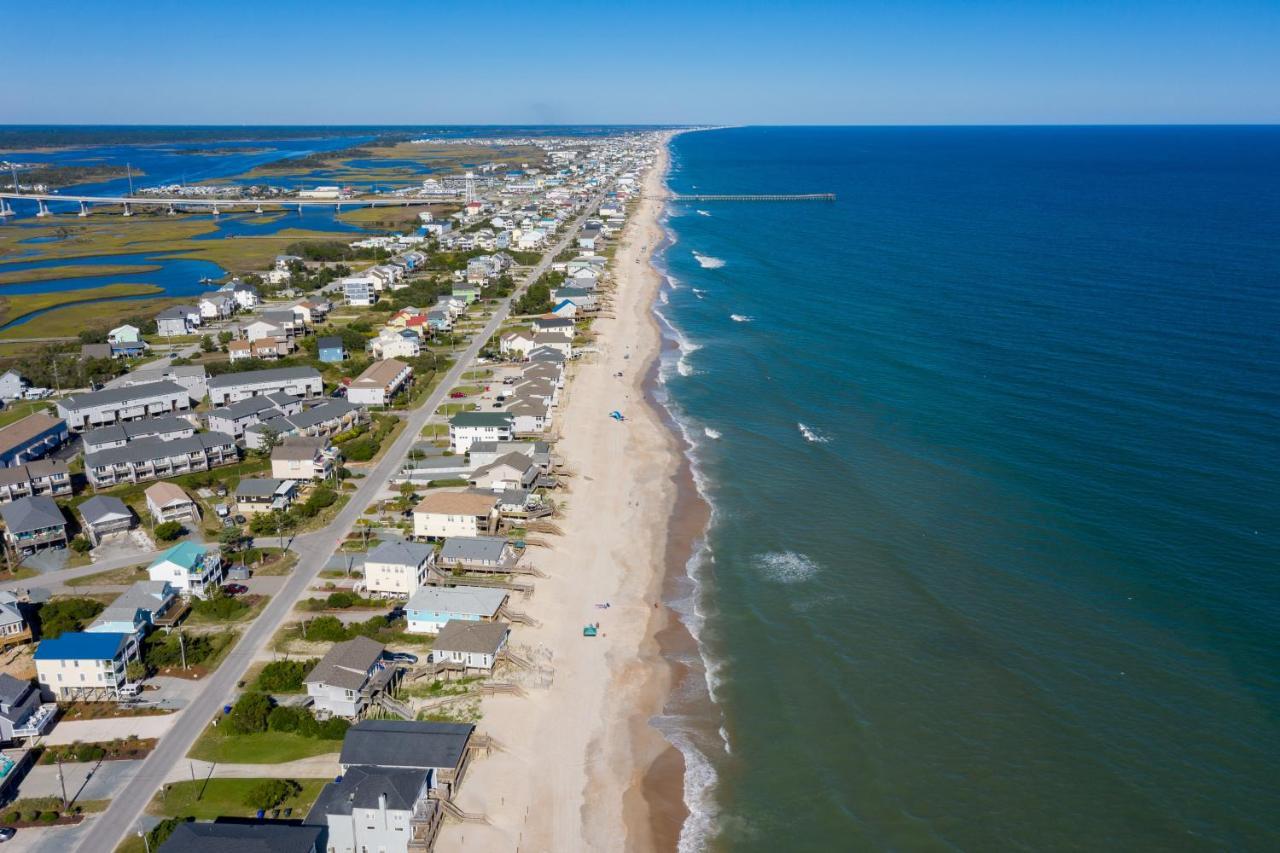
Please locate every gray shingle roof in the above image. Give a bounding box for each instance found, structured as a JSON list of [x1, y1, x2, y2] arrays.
[[307, 765, 427, 819], [207, 367, 319, 390], [303, 636, 385, 691], [60, 380, 186, 411], [78, 495, 132, 526], [434, 619, 510, 656], [0, 496, 65, 534], [158, 823, 323, 853], [84, 433, 235, 469], [366, 539, 434, 568], [440, 536, 508, 564], [338, 719, 474, 770]]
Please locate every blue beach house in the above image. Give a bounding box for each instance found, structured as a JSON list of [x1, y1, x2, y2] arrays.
[[405, 585, 508, 634], [147, 541, 224, 599], [318, 336, 346, 363]]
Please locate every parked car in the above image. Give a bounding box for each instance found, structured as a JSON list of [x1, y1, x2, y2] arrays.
[[0, 826, 16, 841], [234, 515, 246, 525], [449, 391, 466, 399], [223, 583, 248, 596], [385, 652, 418, 665]]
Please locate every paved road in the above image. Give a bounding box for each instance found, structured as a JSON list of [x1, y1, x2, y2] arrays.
[[85, 194, 605, 852]]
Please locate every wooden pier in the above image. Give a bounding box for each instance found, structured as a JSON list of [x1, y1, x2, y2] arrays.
[[667, 192, 835, 202]]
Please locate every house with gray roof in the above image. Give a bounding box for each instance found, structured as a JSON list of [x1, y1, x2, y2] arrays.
[[158, 821, 322, 853], [78, 495, 134, 545], [0, 672, 52, 743], [363, 539, 435, 598], [206, 366, 322, 406], [304, 636, 393, 719], [338, 719, 475, 796], [439, 536, 515, 571], [0, 591, 30, 648], [406, 585, 508, 634], [449, 411, 515, 453], [0, 460, 72, 504], [234, 477, 299, 515], [87, 580, 179, 635], [0, 495, 67, 554], [432, 619, 510, 674], [306, 764, 441, 853]]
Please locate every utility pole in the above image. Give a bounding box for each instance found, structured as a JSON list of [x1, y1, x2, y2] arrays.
[[57, 755, 68, 809], [178, 628, 187, 670]]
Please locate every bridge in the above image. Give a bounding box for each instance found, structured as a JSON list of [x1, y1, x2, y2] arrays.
[[0, 191, 438, 218], [668, 192, 835, 202]]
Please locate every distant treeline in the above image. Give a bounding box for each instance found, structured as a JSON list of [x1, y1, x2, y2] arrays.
[[0, 126, 376, 149], [6, 164, 131, 188]]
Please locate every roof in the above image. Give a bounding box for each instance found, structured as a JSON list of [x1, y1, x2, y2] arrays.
[[450, 411, 514, 429], [366, 539, 434, 568], [110, 580, 174, 612], [144, 481, 192, 507], [440, 536, 509, 564], [317, 336, 343, 349], [351, 359, 409, 390], [34, 631, 131, 661], [338, 719, 474, 770], [207, 367, 320, 390], [307, 765, 428, 820], [0, 496, 65, 534], [414, 491, 499, 517], [150, 541, 210, 570], [0, 672, 34, 708], [158, 822, 323, 853], [236, 477, 293, 498], [85, 415, 193, 448], [270, 438, 325, 461], [0, 460, 69, 488], [84, 433, 235, 469], [208, 396, 281, 421], [407, 585, 507, 618], [0, 413, 65, 457], [304, 636, 385, 691], [60, 380, 186, 411], [434, 619, 510, 655], [79, 495, 132, 526]]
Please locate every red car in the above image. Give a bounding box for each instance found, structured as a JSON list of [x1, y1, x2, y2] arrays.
[[449, 391, 466, 399], [223, 584, 249, 596]]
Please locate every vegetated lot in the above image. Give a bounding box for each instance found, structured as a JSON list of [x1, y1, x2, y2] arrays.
[[277, 614, 434, 649], [185, 591, 267, 625], [142, 628, 238, 678], [296, 591, 387, 612], [149, 777, 326, 822], [188, 692, 348, 764], [252, 658, 318, 693], [335, 413, 402, 463], [39, 736, 158, 763], [65, 563, 149, 588], [34, 597, 105, 639], [1, 796, 108, 828]]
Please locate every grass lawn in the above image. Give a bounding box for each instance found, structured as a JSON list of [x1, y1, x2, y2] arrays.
[[148, 777, 327, 821], [0, 565, 39, 582], [436, 402, 476, 416], [187, 727, 343, 764], [185, 593, 268, 626], [65, 563, 148, 588], [0, 400, 54, 428]]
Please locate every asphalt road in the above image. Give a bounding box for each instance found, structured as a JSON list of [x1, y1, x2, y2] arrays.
[[86, 194, 604, 852]]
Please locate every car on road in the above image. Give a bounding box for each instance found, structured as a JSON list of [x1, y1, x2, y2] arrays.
[[223, 583, 249, 596], [0, 826, 16, 842], [385, 652, 418, 665]]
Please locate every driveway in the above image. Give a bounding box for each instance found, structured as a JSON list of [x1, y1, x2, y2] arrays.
[[14, 758, 144, 804]]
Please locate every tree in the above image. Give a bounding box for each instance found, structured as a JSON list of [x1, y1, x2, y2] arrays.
[[126, 661, 147, 683], [217, 330, 234, 346], [396, 482, 416, 512], [70, 536, 91, 554], [219, 524, 247, 555], [253, 427, 281, 457], [200, 334, 215, 353], [226, 692, 273, 735], [36, 598, 104, 639], [153, 521, 184, 541], [256, 659, 314, 693], [242, 778, 300, 811]]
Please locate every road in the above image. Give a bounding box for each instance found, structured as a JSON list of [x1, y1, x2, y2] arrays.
[[85, 193, 604, 852]]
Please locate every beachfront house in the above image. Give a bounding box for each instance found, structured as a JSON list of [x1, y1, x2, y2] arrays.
[[362, 540, 435, 598], [438, 536, 516, 572], [305, 764, 441, 853], [147, 541, 223, 598], [431, 619, 510, 674], [303, 636, 393, 719], [337, 719, 476, 798], [158, 823, 322, 853], [412, 491, 499, 540], [405, 586, 508, 634]]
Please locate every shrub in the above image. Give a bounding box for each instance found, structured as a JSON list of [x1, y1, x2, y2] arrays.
[[40, 811, 59, 823], [4, 810, 18, 823], [154, 521, 185, 541], [73, 743, 105, 763], [148, 816, 190, 849], [191, 590, 249, 621], [242, 778, 301, 811], [37, 598, 105, 639], [300, 615, 347, 643], [225, 692, 273, 734], [267, 705, 306, 733], [326, 591, 355, 609], [318, 717, 350, 740], [70, 536, 91, 554], [255, 659, 313, 693], [341, 438, 377, 462]]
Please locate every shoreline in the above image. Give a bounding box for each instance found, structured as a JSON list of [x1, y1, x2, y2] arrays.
[[434, 131, 701, 852]]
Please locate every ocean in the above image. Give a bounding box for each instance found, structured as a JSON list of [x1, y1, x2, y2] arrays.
[[652, 126, 1280, 851]]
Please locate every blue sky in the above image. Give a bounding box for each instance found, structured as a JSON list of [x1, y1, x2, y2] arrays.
[[5, 0, 1278, 124]]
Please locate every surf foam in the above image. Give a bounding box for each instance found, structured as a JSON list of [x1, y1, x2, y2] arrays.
[[754, 551, 821, 584], [693, 251, 726, 269], [798, 422, 831, 443]]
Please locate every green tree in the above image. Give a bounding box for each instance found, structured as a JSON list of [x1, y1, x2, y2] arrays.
[[256, 659, 314, 693], [217, 330, 234, 346], [226, 692, 273, 735], [242, 778, 300, 811], [200, 334, 215, 353], [36, 598, 105, 639], [153, 521, 184, 541], [69, 536, 91, 554], [125, 661, 147, 683]]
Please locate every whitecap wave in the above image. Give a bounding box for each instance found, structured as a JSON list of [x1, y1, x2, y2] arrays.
[[673, 730, 721, 853], [696, 209, 711, 217], [703, 427, 721, 440], [754, 551, 820, 584], [659, 289, 670, 305], [692, 288, 706, 300], [798, 422, 831, 443], [730, 314, 752, 323], [693, 251, 726, 269]]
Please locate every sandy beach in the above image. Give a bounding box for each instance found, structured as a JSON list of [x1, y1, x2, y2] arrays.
[[436, 132, 690, 852]]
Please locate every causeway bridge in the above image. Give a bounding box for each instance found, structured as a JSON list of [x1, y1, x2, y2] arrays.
[[666, 192, 835, 202], [0, 191, 436, 218]]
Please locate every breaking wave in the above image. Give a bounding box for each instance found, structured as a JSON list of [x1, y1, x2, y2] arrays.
[[693, 252, 726, 269], [798, 422, 831, 443], [704, 427, 722, 439], [754, 551, 821, 584], [730, 314, 752, 323]]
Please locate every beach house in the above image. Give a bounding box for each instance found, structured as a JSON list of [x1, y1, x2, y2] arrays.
[[147, 541, 223, 598], [0, 673, 53, 743], [77, 495, 134, 545], [34, 631, 138, 701], [432, 619, 510, 674], [412, 491, 499, 540], [317, 336, 346, 363], [157, 823, 323, 853], [362, 539, 435, 598], [346, 359, 413, 407], [305, 764, 441, 853], [235, 477, 299, 516], [86, 581, 180, 636], [405, 586, 508, 634], [0, 591, 31, 649], [337, 719, 476, 798], [0, 496, 68, 555], [304, 636, 394, 719], [144, 481, 200, 526], [270, 437, 337, 481], [448, 412, 514, 454]]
